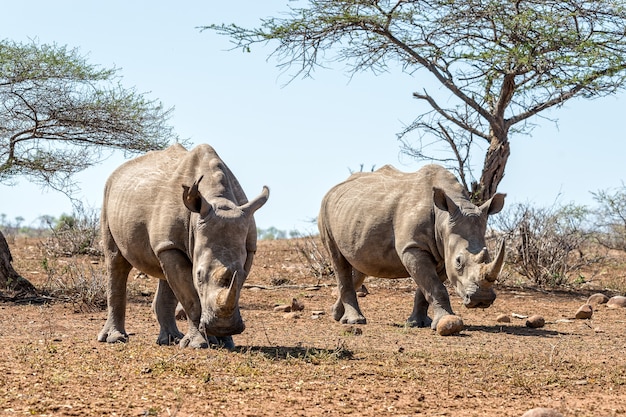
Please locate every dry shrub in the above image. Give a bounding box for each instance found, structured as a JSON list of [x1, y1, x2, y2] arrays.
[[493, 202, 604, 287], [290, 233, 333, 281], [40, 206, 102, 257], [40, 256, 107, 312]]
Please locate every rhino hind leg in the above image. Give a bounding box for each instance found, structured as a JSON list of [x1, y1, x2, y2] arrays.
[[331, 258, 367, 324], [153, 280, 185, 345], [98, 247, 133, 343], [407, 289, 432, 328]]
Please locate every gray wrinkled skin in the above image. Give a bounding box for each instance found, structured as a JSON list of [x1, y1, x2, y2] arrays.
[[318, 164, 505, 329], [97, 144, 268, 348]]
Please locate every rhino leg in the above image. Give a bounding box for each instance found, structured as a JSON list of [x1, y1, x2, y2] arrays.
[[402, 249, 454, 329], [98, 242, 133, 343], [331, 256, 367, 324], [153, 279, 185, 345], [407, 289, 432, 328], [157, 249, 208, 349]]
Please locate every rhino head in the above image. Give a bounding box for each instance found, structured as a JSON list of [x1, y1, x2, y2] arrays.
[[183, 176, 269, 337], [433, 187, 506, 309]]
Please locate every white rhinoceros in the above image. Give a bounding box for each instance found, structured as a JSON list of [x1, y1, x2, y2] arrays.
[[97, 143, 269, 348], [318, 164, 505, 329]]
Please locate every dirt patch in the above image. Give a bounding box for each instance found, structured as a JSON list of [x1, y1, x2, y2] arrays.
[[1, 237, 625, 416]]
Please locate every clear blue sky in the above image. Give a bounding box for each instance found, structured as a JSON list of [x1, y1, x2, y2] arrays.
[[1, 1, 625, 233]]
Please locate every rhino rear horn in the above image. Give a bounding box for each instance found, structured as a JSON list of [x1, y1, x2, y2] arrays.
[[241, 186, 270, 216], [182, 175, 204, 213], [483, 239, 506, 282]]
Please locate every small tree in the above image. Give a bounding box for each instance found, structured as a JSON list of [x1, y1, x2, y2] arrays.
[[206, 0, 626, 203], [592, 184, 626, 251], [0, 40, 178, 297]]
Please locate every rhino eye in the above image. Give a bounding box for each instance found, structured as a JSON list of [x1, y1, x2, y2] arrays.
[[455, 255, 465, 271]]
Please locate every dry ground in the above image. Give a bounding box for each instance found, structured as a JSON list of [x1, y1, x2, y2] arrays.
[[1, 237, 625, 417]]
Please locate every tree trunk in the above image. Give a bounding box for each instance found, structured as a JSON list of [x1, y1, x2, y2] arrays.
[[474, 135, 511, 204], [0, 229, 38, 299]]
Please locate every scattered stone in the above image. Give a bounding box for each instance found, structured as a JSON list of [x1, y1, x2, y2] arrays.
[[273, 304, 292, 312], [175, 303, 187, 321], [496, 314, 511, 323], [521, 407, 564, 417], [525, 315, 545, 328], [284, 312, 301, 320], [512, 313, 529, 319], [607, 295, 626, 308], [436, 315, 464, 336], [291, 298, 305, 312], [311, 310, 325, 316], [575, 304, 593, 320], [587, 293, 609, 306]]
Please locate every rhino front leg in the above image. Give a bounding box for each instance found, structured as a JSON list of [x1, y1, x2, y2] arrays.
[[157, 250, 208, 349], [407, 288, 432, 328], [402, 249, 454, 329], [153, 279, 185, 345]]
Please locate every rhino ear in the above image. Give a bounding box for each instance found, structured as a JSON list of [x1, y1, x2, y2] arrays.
[[480, 193, 506, 215], [182, 175, 204, 213], [433, 187, 458, 214]]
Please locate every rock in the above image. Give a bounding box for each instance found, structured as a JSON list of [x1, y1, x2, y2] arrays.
[[525, 315, 545, 328], [575, 303, 593, 319], [291, 298, 305, 312], [496, 314, 511, 323], [175, 303, 187, 321], [521, 407, 564, 417], [607, 295, 626, 308], [273, 304, 292, 312], [436, 315, 464, 336], [587, 293, 609, 306]]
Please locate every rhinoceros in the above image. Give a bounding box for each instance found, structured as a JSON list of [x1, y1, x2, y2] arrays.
[[97, 144, 269, 348], [318, 164, 505, 329]]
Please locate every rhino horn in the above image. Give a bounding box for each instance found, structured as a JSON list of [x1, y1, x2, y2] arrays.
[[217, 271, 239, 313], [241, 186, 270, 216], [483, 239, 505, 283]]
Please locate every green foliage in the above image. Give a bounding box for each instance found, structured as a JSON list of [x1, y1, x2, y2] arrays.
[[205, 0, 626, 201], [0, 39, 180, 192]]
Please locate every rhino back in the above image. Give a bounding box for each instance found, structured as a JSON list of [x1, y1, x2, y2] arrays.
[[319, 164, 465, 278], [102, 144, 250, 276]]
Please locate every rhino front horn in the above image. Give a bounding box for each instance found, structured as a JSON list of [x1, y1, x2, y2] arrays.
[[217, 271, 239, 315], [483, 239, 506, 282]]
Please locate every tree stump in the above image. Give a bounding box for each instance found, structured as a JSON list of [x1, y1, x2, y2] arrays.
[[0, 230, 38, 299]]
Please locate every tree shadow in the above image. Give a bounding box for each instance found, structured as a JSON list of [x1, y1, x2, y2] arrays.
[[464, 324, 566, 337], [234, 344, 354, 361]]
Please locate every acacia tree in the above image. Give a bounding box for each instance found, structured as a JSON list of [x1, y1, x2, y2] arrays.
[[207, 0, 626, 202], [0, 40, 177, 296]]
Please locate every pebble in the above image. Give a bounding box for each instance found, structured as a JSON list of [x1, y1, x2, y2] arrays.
[[496, 314, 511, 323], [436, 315, 464, 336], [607, 295, 626, 308], [587, 293, 609, 306], [521, 408, 564, 417], [273, 304, 292, 312], [525, 315, 545, 328], [575, 304, 593, 319]]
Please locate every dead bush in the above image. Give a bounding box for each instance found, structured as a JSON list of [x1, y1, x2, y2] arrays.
[[41, 206, 102, 257], [493, 202, 604, 287]]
